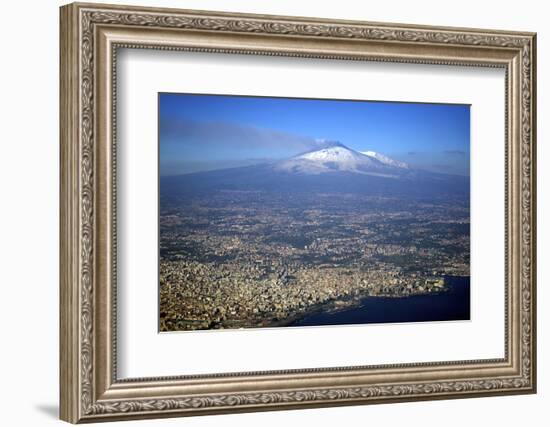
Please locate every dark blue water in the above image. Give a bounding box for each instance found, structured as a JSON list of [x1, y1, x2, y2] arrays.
[[290, 276, 470, 327]]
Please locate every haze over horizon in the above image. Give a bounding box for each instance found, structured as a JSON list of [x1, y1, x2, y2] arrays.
[[159, 93, 470, 176]]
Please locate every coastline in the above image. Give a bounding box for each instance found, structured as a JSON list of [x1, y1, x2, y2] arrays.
[[162, 275, 470, 331], [284, 275, 469, 328]]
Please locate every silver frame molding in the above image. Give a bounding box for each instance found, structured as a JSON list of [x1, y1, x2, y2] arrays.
[[60, 2, 537, 423]]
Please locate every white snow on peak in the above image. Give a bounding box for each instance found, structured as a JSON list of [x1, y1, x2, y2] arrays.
[[361, 151, 409, 169], [274, 144, 400, 178], [300, 146, 364, 163]]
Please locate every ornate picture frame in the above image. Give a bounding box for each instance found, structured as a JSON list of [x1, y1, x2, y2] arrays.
[[60, 2, 536, 423]]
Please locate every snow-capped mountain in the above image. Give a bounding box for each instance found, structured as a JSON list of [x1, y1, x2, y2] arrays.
[[274, 141, 405, 178], [361, 151, 409, 169], [161, 140, 469, 198]]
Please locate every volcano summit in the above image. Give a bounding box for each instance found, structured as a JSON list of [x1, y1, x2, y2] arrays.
[[274, 141, 407, 177]]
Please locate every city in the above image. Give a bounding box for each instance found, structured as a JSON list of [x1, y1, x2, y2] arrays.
[[159, 190, 469, 331]]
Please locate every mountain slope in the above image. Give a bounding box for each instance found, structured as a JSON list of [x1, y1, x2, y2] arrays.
[[360, 151, 409, 169]]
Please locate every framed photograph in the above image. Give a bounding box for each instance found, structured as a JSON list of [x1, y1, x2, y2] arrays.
[[60, 2, 537, 423]]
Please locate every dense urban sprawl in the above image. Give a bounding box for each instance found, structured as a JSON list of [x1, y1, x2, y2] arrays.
[[159, 191, 469, 331]]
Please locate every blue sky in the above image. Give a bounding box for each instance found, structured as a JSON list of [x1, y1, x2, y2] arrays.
[[159, 93, 470, 176]]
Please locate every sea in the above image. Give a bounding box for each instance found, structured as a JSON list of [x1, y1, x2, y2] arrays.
[[289, 275, 470, 327]]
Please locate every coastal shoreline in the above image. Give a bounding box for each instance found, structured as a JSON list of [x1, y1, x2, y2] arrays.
[[163, 275, 468, 332], [287, 275, 470, 328]]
